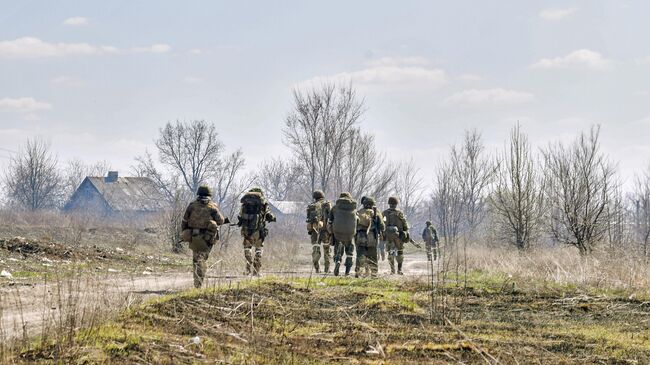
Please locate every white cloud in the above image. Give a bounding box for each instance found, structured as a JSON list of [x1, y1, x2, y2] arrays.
[[539, 7, 578, 21], [531, 49, 611, 70], [0, 97, 52, 113], [0, 37, 171, 58], [133, 44, 171, 54], [299, 57, 448, 90], [458, 73, 482, 82], [189, 48, 202, 55], [367, 56, 430, 67], [63, 17, 89, 26], [443, 88, 535, 106]]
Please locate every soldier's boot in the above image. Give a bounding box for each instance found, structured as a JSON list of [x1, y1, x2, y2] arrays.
[[344, 257, 353, 276], [253, 249, 263, 276], [397, 252, 404, 275], [323, 244, 331, 273], [193, 259, 206, 288], [334, 262, 340, 276], [244, 248, 253, 275]]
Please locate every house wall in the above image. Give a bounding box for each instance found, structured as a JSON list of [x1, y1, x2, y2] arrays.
[[63, 180, 111, 215]]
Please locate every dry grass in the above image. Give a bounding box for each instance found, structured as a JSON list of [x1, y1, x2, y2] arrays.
[[10, 277, 650, 364], [465, 244, 650, 295]]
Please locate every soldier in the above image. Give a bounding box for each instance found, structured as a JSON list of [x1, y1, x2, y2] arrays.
[[422, 221, 439, 261], [383, 196, 410, 275], [355, 196, 385, 278], [181, 185, 226, 288], [306, 190, 332, 273], [329, 192, 358, 276], [237, 187, 276, 276]]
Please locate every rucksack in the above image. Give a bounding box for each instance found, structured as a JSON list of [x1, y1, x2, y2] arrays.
[[239, 192, 265, 232], [357, 208, 373, 231], [306, 200, 323, 224], [332, 198, 357, 242], [187, 200, 217, 233]]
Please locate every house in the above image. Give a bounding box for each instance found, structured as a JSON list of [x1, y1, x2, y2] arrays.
[[268, 200, 304, 221], [63, 171, 167, 216]]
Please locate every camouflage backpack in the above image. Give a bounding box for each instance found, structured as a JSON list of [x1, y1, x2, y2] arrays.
[[356, 208, 374, 232], [332, 198, 357, 242], [239, 192, 266, 233], [187, 200, 218, 233], [306, 200, 324, 224]]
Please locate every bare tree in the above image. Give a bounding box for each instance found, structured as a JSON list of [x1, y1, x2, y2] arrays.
[[632, 164, 650, 259], [542, 126, 616, 255], [283, 83, 364, 194], [3, 138, 63, 210], [432, 162, 464, 246], [451, 129, 494, 240], [131, 151, 180, 201], [332, 128, 397, 201], [489, 124, 545, 250], [393, 158, 424, 219], [155, 120, 225, 193], [255, 157, 307, 201]]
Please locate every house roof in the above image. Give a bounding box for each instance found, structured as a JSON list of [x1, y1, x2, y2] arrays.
[[85, 176, 167, 212], [268, 200, 304, 216]]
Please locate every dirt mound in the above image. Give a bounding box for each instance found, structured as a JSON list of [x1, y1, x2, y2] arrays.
[[0, 236, 120, 261]]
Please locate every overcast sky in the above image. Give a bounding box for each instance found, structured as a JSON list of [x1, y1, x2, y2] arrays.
[[1, 0, 649, 188]]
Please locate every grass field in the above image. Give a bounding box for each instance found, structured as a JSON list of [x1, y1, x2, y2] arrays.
[[11, 273, 650, 364]]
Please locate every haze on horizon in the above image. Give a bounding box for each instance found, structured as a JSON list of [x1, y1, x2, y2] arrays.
[[1, 0, 649, 188]]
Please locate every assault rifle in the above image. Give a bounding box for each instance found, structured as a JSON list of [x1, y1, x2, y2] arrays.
[[408, 237, 423, 249]]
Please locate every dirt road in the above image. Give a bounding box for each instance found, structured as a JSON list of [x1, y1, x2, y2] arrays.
[[1, 252, 432, 341]]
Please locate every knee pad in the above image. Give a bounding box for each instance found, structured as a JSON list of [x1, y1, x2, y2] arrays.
[[389, 249, 398, 257]]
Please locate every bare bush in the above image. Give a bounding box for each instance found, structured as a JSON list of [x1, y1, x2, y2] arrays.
[[490, 124, 545, 249], [542, 126, 616, 255], [393, 158, 424, 219], [3, 138, 64, 211]]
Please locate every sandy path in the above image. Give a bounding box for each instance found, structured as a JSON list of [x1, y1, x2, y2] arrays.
[[1, 252, 432, 341]]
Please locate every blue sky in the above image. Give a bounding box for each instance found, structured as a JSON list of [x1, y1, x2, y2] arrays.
[[1, 0, 649, 186]]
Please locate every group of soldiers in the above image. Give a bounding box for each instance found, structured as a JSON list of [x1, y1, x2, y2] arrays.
[[180, 185, 438, 288], [309, 190, 439, 278]]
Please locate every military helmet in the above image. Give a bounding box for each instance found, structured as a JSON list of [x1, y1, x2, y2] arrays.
[[360, 196, 368, 205], [388, 196, 399, 206], [249, 187, 263, 194], [426, 220, 432, 226], [363, 196, 376, 207], [339, 192, 352, 199], [197, 184, 212, 197], [313, 190, 325, 199]]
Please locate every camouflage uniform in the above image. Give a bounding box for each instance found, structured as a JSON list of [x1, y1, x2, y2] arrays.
[[355, 197, 385, 278], [307, 190, 332, 273], [422, 221, 439, 261], [238, 188, 276, 276], [329, 192, 357, 276], [383, 196, 409, 275], [181, 185, 225, 288]]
